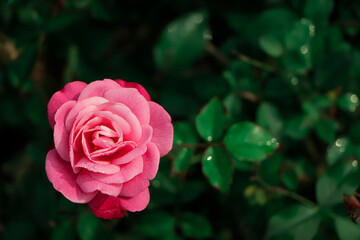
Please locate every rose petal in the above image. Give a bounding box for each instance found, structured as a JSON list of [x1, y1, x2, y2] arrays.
[[119, 188, 150, 212], [76, 170, 122, 197], [48, 81, 87, 128], [72, 111, 129, 153], [148, 101, 173, 157], [115, 79, 151, 101], [111, 125, 153, 165], [90, 141, 136, 159], [88, 193, 126, 220], [65, 96, 109, 132], [70, 105, 98, 134], [71, 118, 129, 169], [90, 155, 144, 184], [98, 102, 142, 142], [141, 142, 160, 180], [74, 157, 120, 174], [45, 149, 97, 203], [104, 87, 150, 125], [77, 79, 121, 101], [54, 100, 76, 162], [119, 175, 149, 197]]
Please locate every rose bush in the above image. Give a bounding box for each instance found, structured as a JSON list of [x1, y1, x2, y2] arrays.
[[45, 79, 173, 219]]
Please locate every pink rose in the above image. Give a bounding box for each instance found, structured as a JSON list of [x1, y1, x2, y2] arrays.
[[45, 79, 173, 219]]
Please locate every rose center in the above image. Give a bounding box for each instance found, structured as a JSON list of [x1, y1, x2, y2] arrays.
[[87, 125, 122, 150]]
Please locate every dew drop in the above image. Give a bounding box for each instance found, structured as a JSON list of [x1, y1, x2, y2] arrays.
[[291, 77, 299, 86], [300, 45, 308, 54], [335, 139, 343, 147], [207, 156, 213, 161], [207, 136, 213, 142], [350, 94, 358, 103], [203, 33, 212, 40], [352, 160, 358, 167], [309, 25, 315, 36]]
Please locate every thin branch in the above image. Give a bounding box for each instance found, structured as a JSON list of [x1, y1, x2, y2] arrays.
[[252, 175, 317, 207], [234, 51, 277, 72], [205, 42, 231, 66]]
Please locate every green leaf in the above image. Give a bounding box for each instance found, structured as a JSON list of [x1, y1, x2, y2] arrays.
[[334, 215, 360, 240], [338, 93, 359, 113], [174, 148, 194, 172], [282, 169, 299, 191], [284, 115, 312, 140], [282, 18, 315, 74], [179, 212, 212, 239], [196, 98, 227, 142], [326, 138, 352, 166], [285, 19, 315, 51], [266, 205, 320, 240], [316, 160, 360, 205], [202, 146, 234, 193], [304, 0, 333, 30], [154, 11, 210, 73], [223, 92, 242, 121], [224, 122, 279, 161], [349, 121, 360, 144], [233, 160, 254, 171], [259, 35, 283, 57], [77, 212, 102, 240], [282, 50, 311, 74], [8, 67, 20, 88], [173, 122, 198, 145], [314, 53, 352, 91], [139, 211, 174, 237], [302, 101, 320, 122], [259, 153, 284, 186], [223, 61, 258, 92], [18, 6, 43, 25], [254, 8, 297, 39], [257, 102, 283, 139], [315, 118, 337, 143]]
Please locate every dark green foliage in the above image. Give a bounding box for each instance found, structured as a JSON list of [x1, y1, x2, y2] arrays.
[[2, 0, 360, 239]]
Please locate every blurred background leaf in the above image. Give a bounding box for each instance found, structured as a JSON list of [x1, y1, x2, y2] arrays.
[[2, 0, 360, 239]]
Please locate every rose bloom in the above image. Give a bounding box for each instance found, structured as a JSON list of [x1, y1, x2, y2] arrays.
[[45, 79, 173, 219]]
